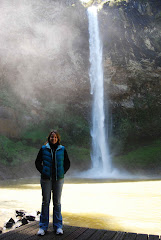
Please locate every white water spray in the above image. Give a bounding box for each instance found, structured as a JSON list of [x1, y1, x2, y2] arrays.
[[75, 5, 133, 179], [88, 6, 111, 176]]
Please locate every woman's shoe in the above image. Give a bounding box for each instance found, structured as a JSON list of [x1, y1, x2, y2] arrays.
[[56, 228, 63, 235], [37, 228, 45, 236]]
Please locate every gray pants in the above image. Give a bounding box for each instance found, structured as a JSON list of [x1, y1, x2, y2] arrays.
[[39, 178, 64, 231]]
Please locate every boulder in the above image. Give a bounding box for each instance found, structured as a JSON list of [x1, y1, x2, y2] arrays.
[[5, 218, 15, 229], [25, 215, 35, 221], [15, 210, 26, 218], [21, 218, 28, 226]]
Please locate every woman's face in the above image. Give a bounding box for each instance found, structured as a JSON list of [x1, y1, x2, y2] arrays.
[[50, 133, 58, 144]]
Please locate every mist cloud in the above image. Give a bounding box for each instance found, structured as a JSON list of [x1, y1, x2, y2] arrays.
[[0, 0, 88, 106]]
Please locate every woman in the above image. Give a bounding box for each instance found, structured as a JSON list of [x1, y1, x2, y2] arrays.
[[35, 130, 70, 236]]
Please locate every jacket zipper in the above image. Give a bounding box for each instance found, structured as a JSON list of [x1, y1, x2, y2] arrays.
[[55, 150, 57, 181], [51, 149, 53, 180]]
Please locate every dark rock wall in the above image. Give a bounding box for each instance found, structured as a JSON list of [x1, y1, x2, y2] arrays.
[[100, 0, 161, 143], [0, 0, 160, 168]]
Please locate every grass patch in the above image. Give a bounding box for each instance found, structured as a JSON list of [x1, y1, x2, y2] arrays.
[[113, 140, 161, 171], [23, 128, 49, 144], [68, 145, 91, 170], [68, 145, 90, 160], [0, 136, 38, 166]]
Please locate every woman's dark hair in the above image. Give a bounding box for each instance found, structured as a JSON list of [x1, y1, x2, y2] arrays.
[[47, 130, 61, 144]]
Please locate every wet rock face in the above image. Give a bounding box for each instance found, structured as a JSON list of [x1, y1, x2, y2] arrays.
[[62, 0, 161, 135], [101, 0, 161, 82], [0, 107, 20, 137], [102, 0, 161, 66], [0, 0, 160, 142], [99, 0, 161, 139]]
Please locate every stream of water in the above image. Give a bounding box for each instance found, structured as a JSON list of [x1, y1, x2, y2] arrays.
[[0, 178, 161, 235], [88, 6, 112, 177]]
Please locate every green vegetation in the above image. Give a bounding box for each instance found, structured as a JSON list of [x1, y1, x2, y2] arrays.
[[0, 123, 91, 169], [0, 136, 38, 166], [0, 83, 91, 169], [68, 145, 91, 170], [0, 82, 160, 175], [113, 140, 161, 172], [112, 82, 161, 153], [21, 115, 91, 169], [22, 102, 90, 147], [0, 91, 160, 174], [23, 128, 49, 145]]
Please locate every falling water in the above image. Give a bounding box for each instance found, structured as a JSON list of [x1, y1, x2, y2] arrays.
[[88, 6, 111, 176]]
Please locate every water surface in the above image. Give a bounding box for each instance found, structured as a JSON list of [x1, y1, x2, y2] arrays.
[[0, 178, 161, 235]]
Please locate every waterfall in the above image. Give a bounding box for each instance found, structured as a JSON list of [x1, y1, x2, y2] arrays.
[[88, 6, 111, 176]]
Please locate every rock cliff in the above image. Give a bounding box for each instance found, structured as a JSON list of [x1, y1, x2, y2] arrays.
[[100, 0, 161, 143], [0, 0, 160, 172]]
